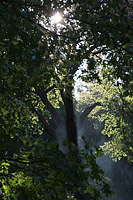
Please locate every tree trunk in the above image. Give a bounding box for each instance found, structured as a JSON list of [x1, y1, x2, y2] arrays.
[[60, 89, 77, 145], [65, 95, 77, 145]]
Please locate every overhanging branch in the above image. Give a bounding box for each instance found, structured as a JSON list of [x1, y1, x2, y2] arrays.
[[45, 84, 56, 94], [80, 102, 102, 125], [35, 86, 64, 126], [20, 15, 77, 42]]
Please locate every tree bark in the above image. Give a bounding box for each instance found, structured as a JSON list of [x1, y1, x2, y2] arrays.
[[60, 89, 77, 145], [35, 86, 64, 126], [80, 102, 102, 126]]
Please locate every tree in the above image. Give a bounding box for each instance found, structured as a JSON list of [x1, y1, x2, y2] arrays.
[[75, 81, 133, 200], [100, 81, 133, 163], [76, 81, 133, 162], [0, 0, 132, 199]]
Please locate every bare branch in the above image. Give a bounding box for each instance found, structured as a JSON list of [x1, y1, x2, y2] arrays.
[[45, 84, 56, 94], [80, 102, 102, 125], [35, 86, 64, 126]]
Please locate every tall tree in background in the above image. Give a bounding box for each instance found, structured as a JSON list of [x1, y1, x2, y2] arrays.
[[0, 0, 132, 199]]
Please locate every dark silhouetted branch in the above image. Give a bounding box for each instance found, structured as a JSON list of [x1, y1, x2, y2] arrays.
[[35, 86, 64, 126], [80, 102, 102, 125], [21, 15, 78, 42], [45, 84, 56, 94]]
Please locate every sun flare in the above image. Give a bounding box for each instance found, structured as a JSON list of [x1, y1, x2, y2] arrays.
[[51, 12, 62, 24]]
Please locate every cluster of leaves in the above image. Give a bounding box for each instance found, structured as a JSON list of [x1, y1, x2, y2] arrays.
[[0, 138, 113, 200], [0, 0, 132, 91], [0, 89, 113, 199], [76, 81, 133, 162], [101, 84, 133, 162], [0, 0, 132, 199]]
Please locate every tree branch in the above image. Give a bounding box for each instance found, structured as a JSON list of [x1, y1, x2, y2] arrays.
[[35, 86, 64, 126], [32, 106, 57, 139], [45, 84, 56, 94], [20, 15, 78, 42], [80, 102, 102, 125], [69, 16, 129, 34]]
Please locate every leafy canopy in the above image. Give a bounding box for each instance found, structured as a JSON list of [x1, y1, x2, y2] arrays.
[[0, 0, 132, 199]]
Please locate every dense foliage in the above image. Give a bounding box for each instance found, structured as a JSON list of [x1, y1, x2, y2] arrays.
[[76, 81, 133, 162], [0, 0, 132, 199]]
